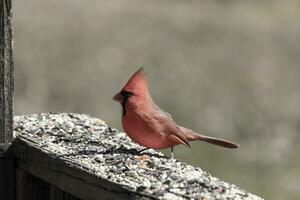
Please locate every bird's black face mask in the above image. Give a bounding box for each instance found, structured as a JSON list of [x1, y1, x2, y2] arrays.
[[120, 90, 133, 116]]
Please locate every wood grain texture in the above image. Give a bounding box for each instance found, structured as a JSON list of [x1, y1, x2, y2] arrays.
[[13, 137, 149, 200], [0, 0, 15, 199], [0, 0, 14, 150], [16, 168, 50, 200], [16, 168, 80, 200]]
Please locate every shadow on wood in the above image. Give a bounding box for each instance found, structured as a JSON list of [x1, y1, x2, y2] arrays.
[[0, 155, 15, 200], [16, 168, 80, 200]]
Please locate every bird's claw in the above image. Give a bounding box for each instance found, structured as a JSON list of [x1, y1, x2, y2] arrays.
[[137, 147, 149, 154]]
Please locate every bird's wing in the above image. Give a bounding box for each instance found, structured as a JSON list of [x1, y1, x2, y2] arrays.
[[152, 109, 191, 147]]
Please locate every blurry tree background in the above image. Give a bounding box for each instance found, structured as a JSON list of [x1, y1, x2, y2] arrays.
[[14, 0, 300, 199]]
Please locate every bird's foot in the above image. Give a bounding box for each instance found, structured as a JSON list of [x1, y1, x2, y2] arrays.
[[170, 157, 176, 164], [170, 146, 175, 159]]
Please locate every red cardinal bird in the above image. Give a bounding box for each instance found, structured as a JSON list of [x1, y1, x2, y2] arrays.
[[113, 68, 239, 158]]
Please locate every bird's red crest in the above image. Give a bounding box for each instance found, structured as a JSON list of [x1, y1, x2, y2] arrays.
[[122, 68, 148, 95]]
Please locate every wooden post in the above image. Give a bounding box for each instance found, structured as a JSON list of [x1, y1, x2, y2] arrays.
[[0, 0, 15, 199]]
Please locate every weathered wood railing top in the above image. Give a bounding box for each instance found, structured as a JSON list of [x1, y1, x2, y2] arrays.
[[13, 113, 262, 200]]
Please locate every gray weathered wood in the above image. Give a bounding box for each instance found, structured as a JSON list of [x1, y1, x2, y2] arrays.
[[14, 138, 148, 200], [0, 0, 14, 152], [0, 0, 15, 199], [13, 113, 262, 200]]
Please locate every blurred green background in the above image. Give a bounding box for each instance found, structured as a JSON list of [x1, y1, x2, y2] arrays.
[[13, 0, 300, 199]]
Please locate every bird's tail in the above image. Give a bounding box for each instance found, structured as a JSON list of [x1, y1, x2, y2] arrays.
[[179, 126, 239, 149], [197, 135, 239, 149]]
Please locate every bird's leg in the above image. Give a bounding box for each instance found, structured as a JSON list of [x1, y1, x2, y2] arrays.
[[138, 147, 149, 154], [171, 146, 174, 159]]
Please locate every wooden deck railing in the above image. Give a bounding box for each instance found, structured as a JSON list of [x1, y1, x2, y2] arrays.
[[12, 113, 261, 200]]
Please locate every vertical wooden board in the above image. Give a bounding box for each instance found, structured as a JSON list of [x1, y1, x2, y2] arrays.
[[0, 156, 15, 199], [0, 0, 14, 146], [16, 168, 50, 200], [16, 168, 82, 200], [16, 168, 25, 200], [0, 0, 15, 199], [50, 186, 81, 200]]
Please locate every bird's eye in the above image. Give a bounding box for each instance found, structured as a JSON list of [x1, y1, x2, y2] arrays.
[[120, 90, 134, 98]]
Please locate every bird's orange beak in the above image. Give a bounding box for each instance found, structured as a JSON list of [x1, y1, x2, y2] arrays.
[[113, 92, 123, 102]]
